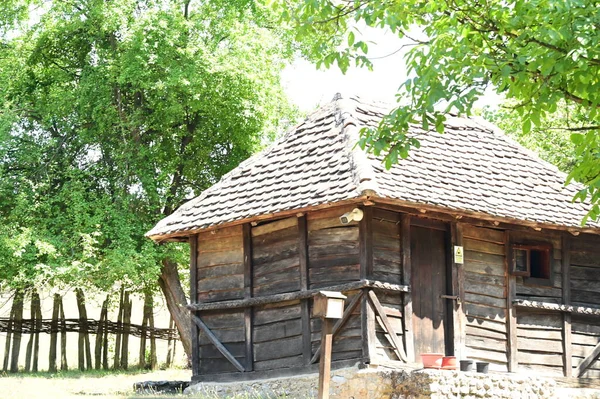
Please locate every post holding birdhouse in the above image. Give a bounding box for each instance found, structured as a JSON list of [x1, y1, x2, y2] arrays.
[[313, 291, 346, 399]]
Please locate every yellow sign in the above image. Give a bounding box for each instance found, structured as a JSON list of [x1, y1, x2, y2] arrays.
[[454, 246, 464, 264]]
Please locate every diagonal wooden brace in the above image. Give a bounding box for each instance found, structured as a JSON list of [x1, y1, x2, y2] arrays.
[[192, 314, 245, 372], [575, 341, 600, 377], [310, 291, 363, 364], [367, 289, 408, 362]]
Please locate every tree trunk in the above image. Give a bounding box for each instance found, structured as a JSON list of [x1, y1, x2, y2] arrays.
[[33, 294, 42, 372], [59, 299, 68, 371], [102, 305, 109, 370], [166, 316, 174, 367], [3, 299, 14, 372], [113, 287, 124, 369], [95, 296, 108, 370], [158, 258, 191, 362], [48, 294, 60, 372], [10, 290, 23, 373], [148, 295, 157, 370], [119, 292, 131, 370], [139, 295, 149, 369], [75, 288, 92, 370], [24, 290, 37, 372]]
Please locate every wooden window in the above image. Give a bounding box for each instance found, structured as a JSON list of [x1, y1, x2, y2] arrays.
[[511, 244, 552, 285]]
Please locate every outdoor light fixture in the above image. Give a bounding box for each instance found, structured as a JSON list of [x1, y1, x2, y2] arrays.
[[339, 208, 364, 224]]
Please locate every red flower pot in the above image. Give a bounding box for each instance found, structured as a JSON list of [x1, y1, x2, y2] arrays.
[[421, 353, 444, 369]]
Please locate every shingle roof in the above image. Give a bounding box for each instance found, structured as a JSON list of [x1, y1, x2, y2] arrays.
[[147, 94, 598, 240]]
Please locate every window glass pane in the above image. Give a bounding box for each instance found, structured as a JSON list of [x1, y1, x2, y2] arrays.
[[515, 249, 528, 273]]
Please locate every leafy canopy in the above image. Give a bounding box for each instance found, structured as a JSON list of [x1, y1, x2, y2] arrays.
[[0, 0, 297, 291], [277, 0, 600, 222]]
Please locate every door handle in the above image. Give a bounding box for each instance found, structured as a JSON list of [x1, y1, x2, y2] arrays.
[[440, 294, 461, 304]]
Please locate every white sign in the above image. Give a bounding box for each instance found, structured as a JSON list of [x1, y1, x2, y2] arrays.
[[454, 246, 464, 264]]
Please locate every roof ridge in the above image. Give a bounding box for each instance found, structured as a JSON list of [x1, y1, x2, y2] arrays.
[[334, 96, 380, 196]]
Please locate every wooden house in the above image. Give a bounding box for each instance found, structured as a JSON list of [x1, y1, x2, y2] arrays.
[[146, 95, 600, 383]]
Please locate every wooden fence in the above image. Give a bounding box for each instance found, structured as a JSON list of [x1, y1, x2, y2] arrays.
[[1, 288, 179, 373]]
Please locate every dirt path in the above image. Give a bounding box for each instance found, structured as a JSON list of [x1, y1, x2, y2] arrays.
[[0, 369, 192, 399]]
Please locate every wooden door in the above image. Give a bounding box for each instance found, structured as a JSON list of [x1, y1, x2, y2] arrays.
[[411, 223, 449, 360]]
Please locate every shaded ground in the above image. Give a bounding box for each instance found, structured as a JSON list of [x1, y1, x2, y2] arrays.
[[0, 369, 192, 399]]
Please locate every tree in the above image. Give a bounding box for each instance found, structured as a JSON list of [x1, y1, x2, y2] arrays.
[[277, 0, 600, 222], [0, 0, 297, 360]]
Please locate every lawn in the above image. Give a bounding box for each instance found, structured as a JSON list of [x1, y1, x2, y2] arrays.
[[0, 368, 192, 399]]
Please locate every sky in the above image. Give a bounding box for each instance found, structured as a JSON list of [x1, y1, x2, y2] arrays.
[[281, 27, 503, 113]]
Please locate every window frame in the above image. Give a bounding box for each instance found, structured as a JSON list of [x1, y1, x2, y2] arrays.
[[510, 243, 553, 286]]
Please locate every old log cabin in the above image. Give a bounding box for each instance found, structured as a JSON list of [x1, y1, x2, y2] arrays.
[[146, 95, 600, 382]]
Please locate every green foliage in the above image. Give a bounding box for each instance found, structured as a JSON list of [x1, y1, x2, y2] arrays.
[[278, 0, 600, 222], [0, 1, 297, 291]]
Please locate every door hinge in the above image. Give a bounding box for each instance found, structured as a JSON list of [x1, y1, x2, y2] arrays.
[[440, 294, 461, 304]]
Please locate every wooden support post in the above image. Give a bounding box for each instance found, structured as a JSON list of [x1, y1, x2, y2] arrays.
[[48, 293, 60, 373], [505, 231, 518, 372], [359, 206, 373, 280], [359, 207, 376, 365], [400, 214, 415, 362], [10, 290, 23, 373], [192, 314, 245, 372], [243, 224, 253, 372], [451, 222, 465, 361], [562, 234, 572, 377], [298, 215, 312, 365], [318, 318, 334, 399], [189, 234, 200, 377]]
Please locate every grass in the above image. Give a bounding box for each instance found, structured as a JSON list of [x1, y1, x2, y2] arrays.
[[0, 368, 192, 399], [0, 368, 293, 399]]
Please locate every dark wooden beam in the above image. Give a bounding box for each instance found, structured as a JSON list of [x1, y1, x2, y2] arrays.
[[189, 234, 200, 377], [400, 214, 415, 362], [192, 314, 245, 373], [367, 290, 407, 362], [298, 215, 312, 365], [360, 206, 373, 279], [562, 234, 572, 377], [505, 231, 518, 372], [187, 280, 409, 312], [575, 341, 600, 378], [311, 291, 363, 364], [451, 222, 465, 360], [243, 224, 253, 372]]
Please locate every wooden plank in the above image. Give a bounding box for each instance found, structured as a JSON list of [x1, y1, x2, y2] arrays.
[[318, 318, 333, 399], [466, 335, 507, 352], [251, 217, 297, 237], [575, 341, 600, 377], [563, 234, 572, 377], [506, 231, 518, 372], [464, 238, 505, 256], [464, 255, 505, 277], [571, 266, 600, 281], [464, 346, 508, 364], [190, 234, 200, 377], [192, 314, 245, 372], [462, 225, 505, 244], [518, 351, 564, 367], [253, 319, 302, 343], [368, 290, 407, 362], [360, 207, 373, 279], [518, 311, 562, 329], [466, 324, 506, 341], [571, 251, 600, 268], [198, 274, 244, 292], [243, 224, 253, 372], [198, 263, 244, 279], [451, 222, 465, 361], [464, 282, 505, 299], [198, 234, 243, 253], [517, 327, 562, 340], [198, 249, 244, 268], [254, 335, 303, 362], [516, 284, 562, 299], [253, 355, 304, 371], [400, 213, 414, 362], [464, 273, 505, 291], [465, 318, 507, 335], [571, 237, 600, 253], [517, 336, 563, 353], [309, 226, 360, 245], [464, 303, 507, 321], [254, 304, 301, 326], [464, 293, 506, 309]]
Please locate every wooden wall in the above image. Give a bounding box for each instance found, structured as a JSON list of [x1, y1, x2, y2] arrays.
[[308, 206, 362, 362], [371, 209, 404, 362], [252, 217, 300, 296], [462, 225, 508, 372], [196, 225, 245, 374], [570, 235, 600, 378]]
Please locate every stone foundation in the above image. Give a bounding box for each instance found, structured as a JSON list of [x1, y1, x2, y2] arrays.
[[186, 367, 558, 398]]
